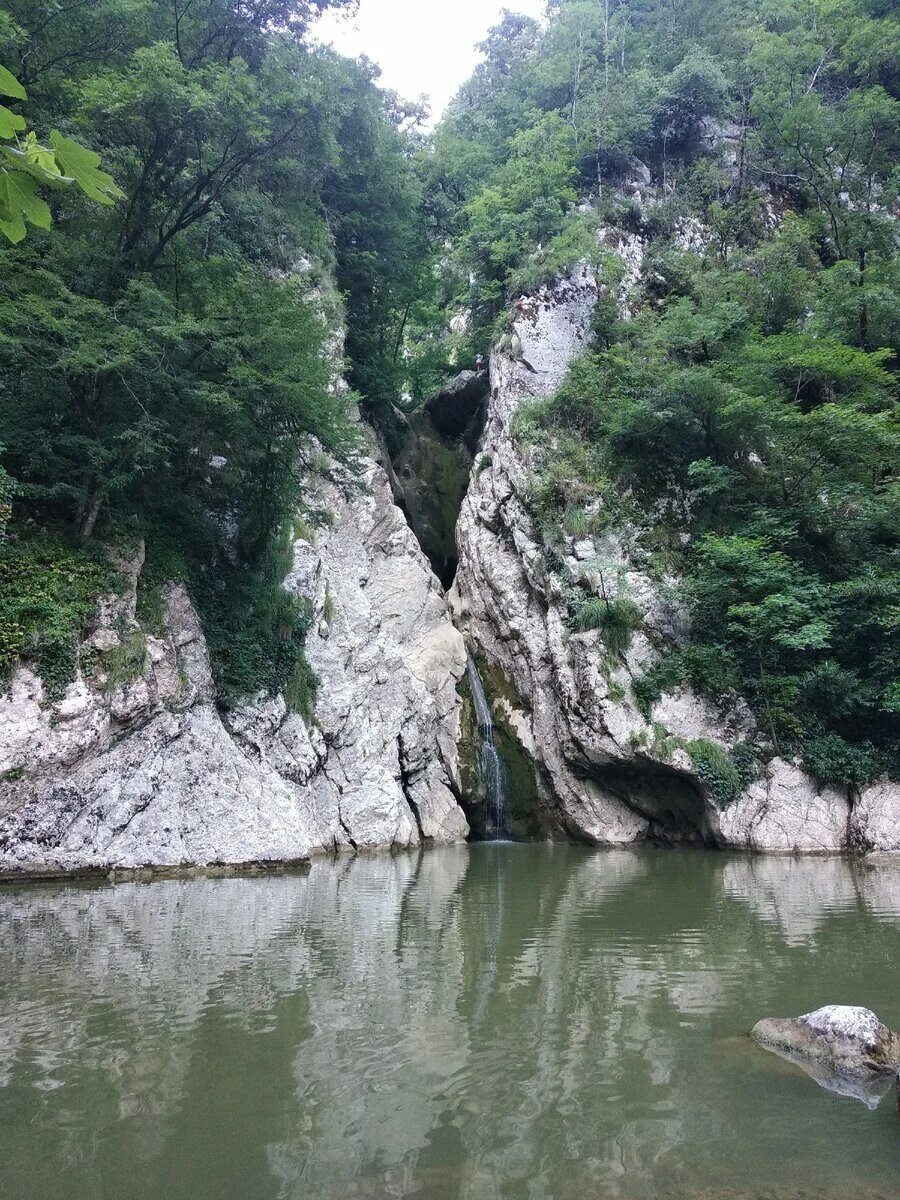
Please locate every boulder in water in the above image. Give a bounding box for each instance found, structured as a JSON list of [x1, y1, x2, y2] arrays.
[[752, 1005, 900, 1077]]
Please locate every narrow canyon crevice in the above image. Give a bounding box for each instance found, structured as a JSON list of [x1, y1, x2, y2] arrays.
[[387, 371, 490, 589], [374, 371, 552, 842]]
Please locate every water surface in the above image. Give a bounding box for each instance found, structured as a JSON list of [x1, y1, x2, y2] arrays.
[[1, 845, 897, 1199]]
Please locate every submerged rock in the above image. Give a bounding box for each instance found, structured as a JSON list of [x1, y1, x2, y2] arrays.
[[754, 1041, 898, 1110], [752, 1006, 900, 1078]]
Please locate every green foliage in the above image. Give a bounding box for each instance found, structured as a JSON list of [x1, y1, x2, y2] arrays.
[[86, 627, 148, 693], [686, 739, 745, 809], [194, 531, 318, 718], [457, 111, 579, 298], [562, 506, 593, 537], [0, 0, 897, 780], [134, 581, 165, 636], [633, 654, 688, 720], [0, 450, 12, 539], [0, 1, 412, 707], [801, 734, 884, 788], [0, 61, 121, 242], [0, 255, 356, 544], [568, 596, 642, 659], [649, 722, 680, 761], [508, 213, 609, 297], [550, 292, 899, 780], [433, 0, 896, 790], [323, 62, 429, 433], [417, 0, 899, 352], [636, 521, 683, 580], [0, 530, 111, 699]]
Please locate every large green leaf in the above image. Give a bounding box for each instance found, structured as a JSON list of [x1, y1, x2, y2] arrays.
[[0, 65, 26, 101], [49, 131, 124, 204], [0, 168, 51, 243], [19, 131, 62, 176], [1, 138, 67, 186], [0, 102, 25, 139], [1, 148, 69, 189]]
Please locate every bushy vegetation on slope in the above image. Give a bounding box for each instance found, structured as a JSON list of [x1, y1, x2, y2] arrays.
[[422, 0, 899, 784], [0, 0, 426, 704]]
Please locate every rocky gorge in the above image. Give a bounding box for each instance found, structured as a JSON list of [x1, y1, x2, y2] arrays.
[[1, 236, 897, 877], [2, 5, 899, 1198], [13, 131, 900, 882]]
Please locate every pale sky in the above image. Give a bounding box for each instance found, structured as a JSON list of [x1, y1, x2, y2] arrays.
[[314, 0, 546, 124]]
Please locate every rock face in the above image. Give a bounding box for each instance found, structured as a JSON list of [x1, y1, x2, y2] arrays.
[[752, 1006, 900, 1076], [270, 450, 468, 849], [391, 371, 489, 586], [713, 763, 853, 854], [452, 266, 650, 845], [0, 445, 468, 877], [850, 781, 900, 854], [451, 262, 900, 851]]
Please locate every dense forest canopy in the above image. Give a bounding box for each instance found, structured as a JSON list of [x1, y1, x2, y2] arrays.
[[0, 0, 425, 707], [0, 0, 897, 789]]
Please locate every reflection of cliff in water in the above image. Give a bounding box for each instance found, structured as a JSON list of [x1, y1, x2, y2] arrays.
[[0, 850, 898, 1200]]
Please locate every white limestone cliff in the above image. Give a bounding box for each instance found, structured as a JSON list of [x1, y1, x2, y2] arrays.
[[451, 260, 898, 852], [0, 444, 468, 878]]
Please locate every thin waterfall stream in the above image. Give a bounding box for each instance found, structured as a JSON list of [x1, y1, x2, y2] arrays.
[[466, 657, 510, 840]]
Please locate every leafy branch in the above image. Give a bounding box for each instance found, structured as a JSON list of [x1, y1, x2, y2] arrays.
[[0, 62, 122, 242]]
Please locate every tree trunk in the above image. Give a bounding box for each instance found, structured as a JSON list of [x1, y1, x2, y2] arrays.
[[81, 493, 103, 539], [858, 246, 868, 349]]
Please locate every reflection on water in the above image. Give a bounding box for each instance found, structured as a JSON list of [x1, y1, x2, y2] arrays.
[[0, 847, 898, 1200], [756, 1041, 898, 1111]]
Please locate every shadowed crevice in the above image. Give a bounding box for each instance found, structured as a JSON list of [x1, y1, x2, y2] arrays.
[[388, 371, 489, 588]]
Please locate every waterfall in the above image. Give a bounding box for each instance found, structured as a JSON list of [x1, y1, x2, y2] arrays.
[[466, 657, 509, 839]]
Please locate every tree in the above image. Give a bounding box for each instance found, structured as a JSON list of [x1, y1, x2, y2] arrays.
[[0, 0, 409, 707]]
